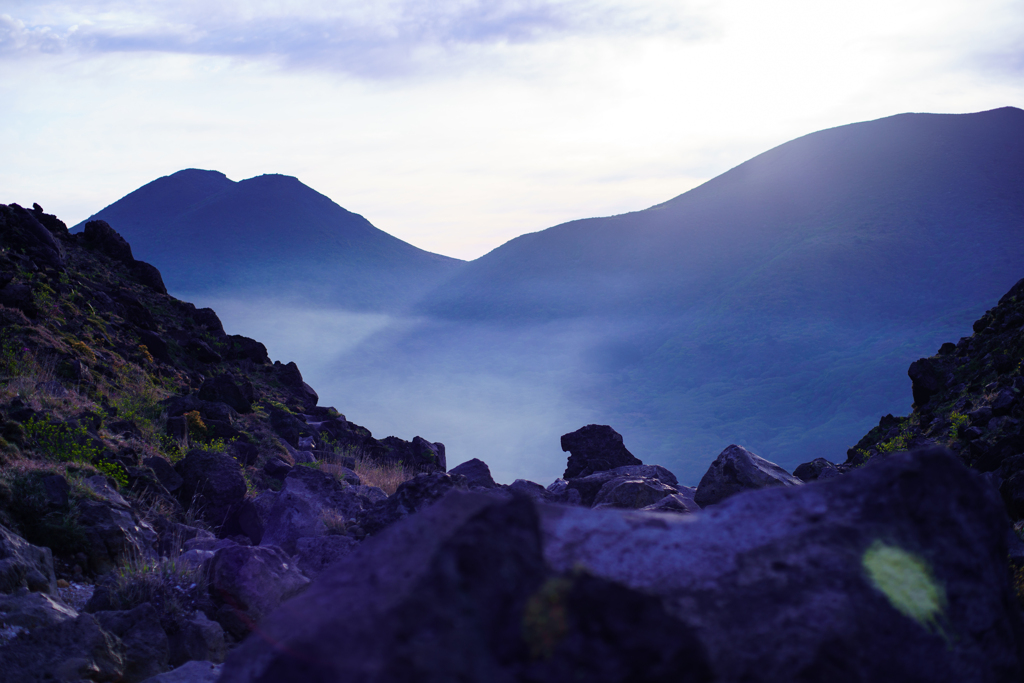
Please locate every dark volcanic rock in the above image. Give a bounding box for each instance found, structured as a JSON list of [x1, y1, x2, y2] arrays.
[[260, 466, 384, 554], [449, 457, 497, 488], [592, 477, 677, 510], [206, 542, 310, 640], [561, 424, 643, 479], [0, 523, 58, 594], [908, 357, 946, 407], [540, 447, 1024, 681], [94, 602, 169, 683], [357, 472, 463, 536], [693, 444, 802, 508], [129, 260, 167, 294], [175, 449, 247, 530], [83, 219, 134, 263], [0, 613, 124, 683], [198, 374, 254, 414], [566, 464, 679, 508], [76, 500, 158, 575], [218, 494, 713, 683], [793, 457, 841, 482]]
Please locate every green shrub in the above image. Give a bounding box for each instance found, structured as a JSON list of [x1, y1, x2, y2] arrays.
[[95, 460, 129, 488], [25, 418, 101, 464]]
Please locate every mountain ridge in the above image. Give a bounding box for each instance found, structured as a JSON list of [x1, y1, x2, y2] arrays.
[[75, 169, 464, 311]]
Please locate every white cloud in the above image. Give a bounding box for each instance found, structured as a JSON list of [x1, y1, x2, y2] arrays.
[[0, 1, 1021, 260], [0, 1, 710, 77]]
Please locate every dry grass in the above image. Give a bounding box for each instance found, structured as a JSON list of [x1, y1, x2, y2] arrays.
[[352, 458, 410, 496], [319, 447, 410, 496]]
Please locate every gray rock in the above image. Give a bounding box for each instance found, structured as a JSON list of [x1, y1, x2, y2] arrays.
[[641, 491, 700, 514], [145, 456, 184, 493], [175, 449, 247, 530], [217, 493, 712, 683], [694, 444, 802, 508], [167, 610, 226, 667], [140, 660, 222, 683], [294, 535, 360, 580], [540, 447, 1023, 681], [0, 524, 57, 594], [206, 543, 310, 640], [357, 471, 463, 536], [449, 458, 497, 488], [0, 590, 77, 629], [260, 467, 378, 554], [793, 457, 841, 482], [95, 602, 169, 683], [85, 474, 131, 508], [508, 478, 553, 502], [566, 464, 679, 507], [561, 424, 643, 479], [592, 478, 677, 510], [0, 612, 124, 683], [75, 500, 158, 575]]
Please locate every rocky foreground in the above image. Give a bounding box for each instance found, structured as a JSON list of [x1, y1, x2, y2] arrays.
[[1, 204, 1023, 681]]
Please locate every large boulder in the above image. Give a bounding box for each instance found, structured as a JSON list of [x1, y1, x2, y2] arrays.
[[260, 466, 383, 554], [82, 219, 134, 263], [566, 464, 679, 508], [94, 602, 169, 683], [219, 447, 1022, 682], [693, 444, 802, 508], [449, 458, 497, 488], [0, 591, 77, 629], [217, 494, 713, 683], [908, 357, 946, 407], [561, 425, 643, 479], [75, 500, 158, 575], [0, 523, 57, 594], [792, 457, 841, 482], [0, 612, 125, 683], [206, 542, 311, 640], [356, 472, 463, 536], [540, 447, 1023, 681], [175, 449, 248, 531], [198, 374, 254, 414], [592, 478, 678, 510]]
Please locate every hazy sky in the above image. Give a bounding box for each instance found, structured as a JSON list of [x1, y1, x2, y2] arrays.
[[2, 0, 1022, 259]]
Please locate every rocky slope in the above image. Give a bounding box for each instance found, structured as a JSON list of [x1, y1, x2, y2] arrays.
[[0, 203, 450, 680], [846, 275, 1024, 526], [1, 202, 1022, 681]]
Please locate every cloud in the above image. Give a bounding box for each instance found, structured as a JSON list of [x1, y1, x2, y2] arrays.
[[0, 1, 708, 77]]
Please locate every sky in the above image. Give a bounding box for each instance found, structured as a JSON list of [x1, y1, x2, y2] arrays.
[[2, 0, 1022, 260]]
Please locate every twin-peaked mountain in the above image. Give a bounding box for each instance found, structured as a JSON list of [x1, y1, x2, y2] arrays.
[[77, 107, 1024, 484], [75, 170, 463, 310]]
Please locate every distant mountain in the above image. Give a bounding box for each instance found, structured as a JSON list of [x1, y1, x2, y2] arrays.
[[75, 170, 464, 310], [318, 107, 1024, 484]]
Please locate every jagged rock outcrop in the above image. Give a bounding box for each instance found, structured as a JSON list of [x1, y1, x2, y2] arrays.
[[218, 447, 1024, 682], [0, 524, 58, 595], [847, 275, 1024, 525], [174, 449, 247, 531], [449, 458, 497, 488], [561, 424, 643, 479], [693, 444, 802, 508], [206, 542, 311, 640]]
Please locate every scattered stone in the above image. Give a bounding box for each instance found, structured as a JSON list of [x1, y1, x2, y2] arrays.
[[793, 457, 841, 482], [206, 542, 310, 640], [175, 449, 248, 531], [694, 444, 802, 508], [561, 424, 643, 479], [449, 458, 497, 488], [592, 477, 677, 510]]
